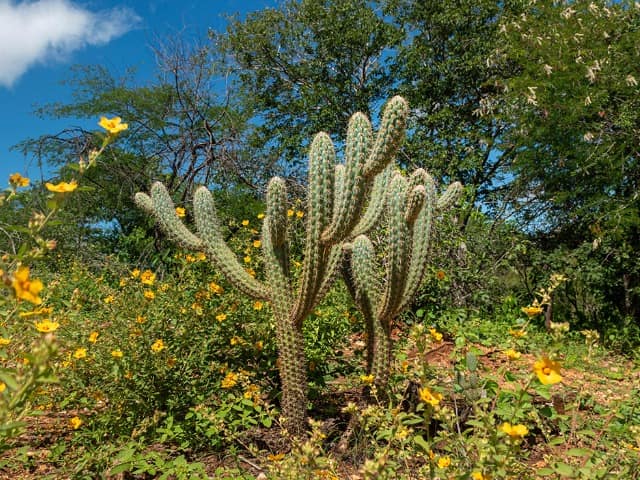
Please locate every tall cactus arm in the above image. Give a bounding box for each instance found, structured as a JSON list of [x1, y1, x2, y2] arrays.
[[134, 183, 203, 250], [193, 186, 270, 300], [261, 216, 293, 319], [330, 164, 345, 226], [376, 174, 410, 323], [363, 96, 409, 179], [321, 112, 372, 244], [350, 235, 382, 308], [292, 132, 336, 323], [397, 174, 437, 314], [266, 177, 290, 278], [351, 164, 393, 237], [349, 235, 391, 384], [437, 181, 463, 211], [405, 185, 427, 225]]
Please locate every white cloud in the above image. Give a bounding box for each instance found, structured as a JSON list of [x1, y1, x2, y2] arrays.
[[0, 0, 140, 87]]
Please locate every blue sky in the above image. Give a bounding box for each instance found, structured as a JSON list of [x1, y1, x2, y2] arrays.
[[0, 0, 277, 184]]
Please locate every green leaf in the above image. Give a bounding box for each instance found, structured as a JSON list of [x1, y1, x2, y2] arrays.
[[536, 468, 555, 476], [553, 462, 575, 477], [565, 448, 592, 457], [413, 434, 430, 453]]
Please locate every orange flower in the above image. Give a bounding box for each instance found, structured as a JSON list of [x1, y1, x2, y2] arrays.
[[533, 357, 562, 385], [12, 265, 43, 305], [69, 416, 83, 430], [419, 387, 443, 407], [500, 422, 528, 440], [9, 173, 29, 187], [45, 180, 78, 193], [34, 319, 59, 333], [522, 305, 543, 317], [98, 116, 128, 134], [140, 270, 156, 285]]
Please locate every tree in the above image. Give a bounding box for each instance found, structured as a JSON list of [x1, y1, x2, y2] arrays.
[[16, 38, 258, 261], [386, 0, 525, 220], [214, 0, 401, 180], [498, 0, 640, 322]]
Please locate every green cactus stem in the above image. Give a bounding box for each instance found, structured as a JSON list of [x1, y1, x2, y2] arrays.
[[345, 171, 463, 391], [134, 96, 410, 437]]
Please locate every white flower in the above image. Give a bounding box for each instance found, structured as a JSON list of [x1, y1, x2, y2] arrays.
[[543, 64, 553, 76], [626, 75, 638, 87]]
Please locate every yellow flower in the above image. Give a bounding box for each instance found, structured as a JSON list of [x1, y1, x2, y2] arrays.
[[419, 387, 443, 407], [533, 357, 562, 385], [136, 315, 146, 324], [360, 374, 375, 385], [504, 349, 521, 360], [0, 338, 10, 346], [243, 255, 252, 264], [140, 270, 155, 285], [437, 456, 451, 469], [0, 382, 5, 393], [436, 269, 446, 280], [111, 349, 123, 358], [209, 282, 224, 294], [45, 180, 78, 193], [241, 219, 250, 226], [472, 472, 490, 480], [143, 290, 155, 300], [429, 328, 443, 342], [131, 269, 140, 278], [175, 207, 186, 217], [119, 278, 127, 287], [216, 313, 227, 322], [287, 209, 294, 217], [151, 339, 165, 353], [98, 116, 128, 134], [9, 173, 29, 187], [230, 336, 243, 346], [185, 254, 196, 262], [196, 252, 206, 261], [73, 348, 87, 359], [255, 340, 263, 351], [268, 452, 285, 462], [500, 422, 529, 439], [69, 416, 83, 429], [253, 240, 262, 248], [221, 371, 239, 389], [253, 300, 264, 311], [509, 328, 527, 338], [521, 305, 543, 317], [34, 319, 59, 333], [103, 295, 114, 304], [88, 331, 99, 343], [257, 213, 265, 219], [295, 210, 304, 218], [12, 265, 43, 305]]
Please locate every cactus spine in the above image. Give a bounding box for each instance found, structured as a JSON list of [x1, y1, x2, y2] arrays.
[[345, 173, 462, 391], [135, 96, 409, 436]]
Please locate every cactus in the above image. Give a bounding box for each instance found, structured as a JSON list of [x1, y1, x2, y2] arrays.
[[344, 173, 463, 391], [134, 96, 409, 436]]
